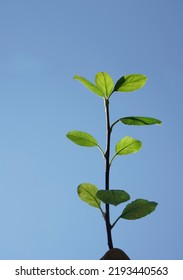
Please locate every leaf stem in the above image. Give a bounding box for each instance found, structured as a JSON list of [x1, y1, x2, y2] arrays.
[[109, 153, 117, 166], [111, 118, 121, 131], [104, 98, 113, 249], [96, 144, 105, 157], [111, 215, 121, 229]]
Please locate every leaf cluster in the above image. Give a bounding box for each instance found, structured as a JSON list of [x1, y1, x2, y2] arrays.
[[67, 72, 161, 229]]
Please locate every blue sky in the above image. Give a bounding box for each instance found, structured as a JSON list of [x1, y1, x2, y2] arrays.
[[0, 0, 182, 260]]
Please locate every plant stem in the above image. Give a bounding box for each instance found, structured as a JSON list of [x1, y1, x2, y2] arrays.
[[110, 118, 120, 131], [111, 215, 121, 229], [104, 98, 113, 249]]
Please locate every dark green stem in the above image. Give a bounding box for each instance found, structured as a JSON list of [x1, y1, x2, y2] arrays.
[[110, 118, 121, 131], [104, 98, 113, 249], [111, 215, 121, 229]]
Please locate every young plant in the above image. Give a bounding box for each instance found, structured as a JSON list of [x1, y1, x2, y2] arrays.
[[66, 72, 161, 251]]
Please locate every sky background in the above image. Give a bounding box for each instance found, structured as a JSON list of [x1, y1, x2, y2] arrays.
[[0, 0, 182, 260]]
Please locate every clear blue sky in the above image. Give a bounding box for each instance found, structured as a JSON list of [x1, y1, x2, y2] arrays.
[[0, 0, 182, 260]]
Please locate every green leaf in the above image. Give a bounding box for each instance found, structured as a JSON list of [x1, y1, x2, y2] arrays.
[[96, 190, 130, 206], [114, 74, 147, 92], [121, 199, 158, 220], [73, 75, 104, 97], [120, 116, 162, 126], [115, 136, 142, 155], [77, 183, 101, 208], [66, 130, 98, 147], [95, 72, 114, 98]]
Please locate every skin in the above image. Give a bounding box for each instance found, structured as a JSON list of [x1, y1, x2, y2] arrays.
[[100, 248, 130, 260]]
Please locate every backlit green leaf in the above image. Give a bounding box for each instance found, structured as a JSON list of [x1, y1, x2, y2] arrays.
[[120, 116, 162, 126], [115, 136, 142, 155], [73, 75, 104, 97], [77, 183, 101, 208], [96, 190, 130, 206], [121, 199, 158, 220], [114, 74, 147, 92], [95, 72, 114, 98], [66, 130, 98, 147]]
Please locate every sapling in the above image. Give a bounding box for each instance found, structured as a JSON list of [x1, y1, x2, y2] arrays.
[[66, 72, 161, 258]]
